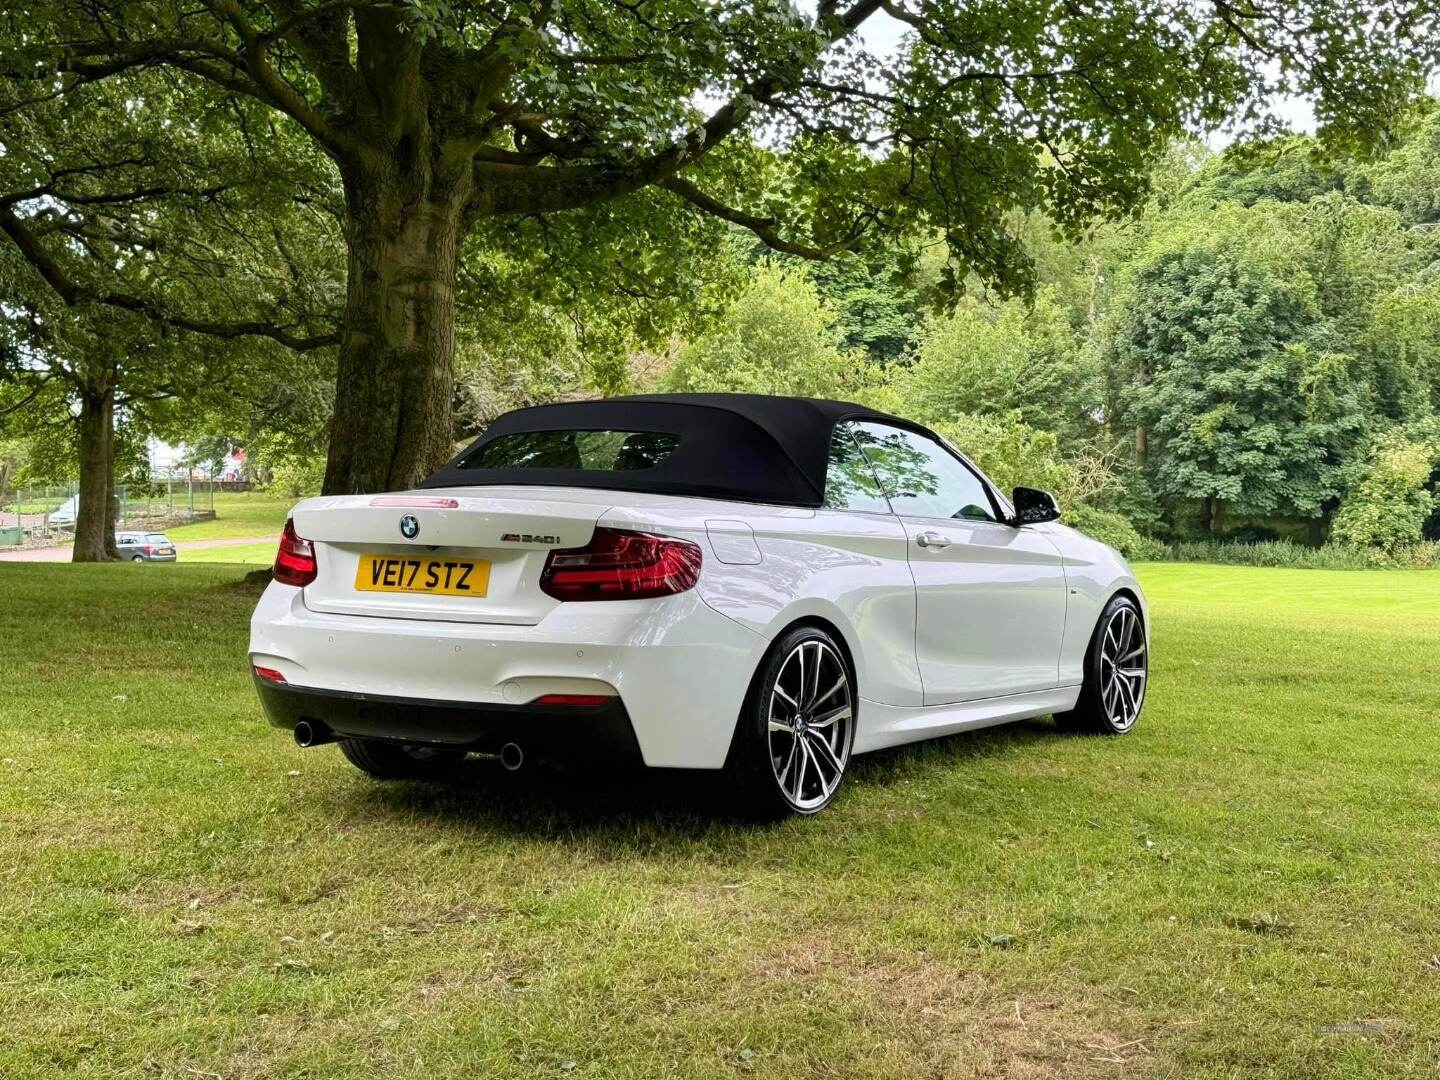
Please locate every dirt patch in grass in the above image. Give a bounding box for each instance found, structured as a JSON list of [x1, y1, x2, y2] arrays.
[[747, 936, 1154, 1078]]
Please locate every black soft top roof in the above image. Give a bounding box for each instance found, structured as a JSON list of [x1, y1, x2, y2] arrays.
[[420, 393, 930, 507]]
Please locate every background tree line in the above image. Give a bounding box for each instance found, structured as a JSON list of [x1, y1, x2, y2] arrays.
[[0, 0, 1437, 560], [6, 108, 1440, 559]]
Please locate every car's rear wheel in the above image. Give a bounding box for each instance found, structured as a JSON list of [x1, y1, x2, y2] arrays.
[[724, 626, 855, 818], [338, 738, 467, 780], [131, 554, 144, 563], [1056, 594, 1147, 735]]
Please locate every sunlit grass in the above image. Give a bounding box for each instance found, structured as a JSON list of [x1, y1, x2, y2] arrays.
[[179, 541, 277, 565], [2, 561, 1438, 1077], [163, 491, 296, 540]]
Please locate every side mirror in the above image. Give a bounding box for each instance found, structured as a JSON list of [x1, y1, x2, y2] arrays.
[[1011, 487, 1061, 526]]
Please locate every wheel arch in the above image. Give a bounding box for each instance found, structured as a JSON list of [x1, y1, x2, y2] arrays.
[[1104, 585, 1149, 643], [727, 610, 862, 764], [772, 613, 860, 698]]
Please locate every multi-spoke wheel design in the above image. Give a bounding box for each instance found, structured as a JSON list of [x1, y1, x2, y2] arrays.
[[766, 639, 853, 812], [725, 626, 856, 817], [1056, 594, 1147, 736], [1098, 603, 1146, 730]]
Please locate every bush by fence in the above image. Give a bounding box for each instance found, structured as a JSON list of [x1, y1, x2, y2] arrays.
[[1159, 539, 1440, 569]]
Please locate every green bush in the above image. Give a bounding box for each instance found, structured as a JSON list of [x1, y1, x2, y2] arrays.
[[931, 413, 1076, 498], [267, 457, 326, 499], [1060, 502, 1168, 561], [660, 262, 881, 400], [1331, 433, 1440, 549], [1165, 539, 1440, 569], [896, 288, 1084, 431]]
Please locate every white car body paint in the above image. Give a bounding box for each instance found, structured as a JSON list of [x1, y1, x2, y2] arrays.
[[250, 483, 1146, 770]]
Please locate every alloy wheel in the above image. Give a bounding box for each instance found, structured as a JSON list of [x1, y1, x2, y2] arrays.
[[767, 639, 852, 811], [1099, 605, 1146, 730]]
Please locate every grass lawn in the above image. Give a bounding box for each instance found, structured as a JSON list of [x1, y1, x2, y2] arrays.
[[2, 562, 1439, 1078], [163, 491, 296, 541], [179, 541, 277, 565]]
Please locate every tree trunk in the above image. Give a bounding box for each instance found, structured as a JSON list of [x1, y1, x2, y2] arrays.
[[323, 173, 465, 496], [1198, 496, 1218, 535], [72, 380, 117, 563], [1134, 358, 1149, 465]]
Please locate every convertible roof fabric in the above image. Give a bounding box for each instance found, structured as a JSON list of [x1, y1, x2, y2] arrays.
[[419, 393, 929, 506]]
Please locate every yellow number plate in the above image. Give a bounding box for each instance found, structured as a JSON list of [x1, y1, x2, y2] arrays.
[[354, 554, 490, 598]]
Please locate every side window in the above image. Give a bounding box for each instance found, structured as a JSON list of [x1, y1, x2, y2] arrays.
[[851, 422, 998, 522], [822, 424, 891, 514]]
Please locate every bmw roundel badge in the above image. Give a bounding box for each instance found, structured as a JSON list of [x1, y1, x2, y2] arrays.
[[399, 514, 420, 540]]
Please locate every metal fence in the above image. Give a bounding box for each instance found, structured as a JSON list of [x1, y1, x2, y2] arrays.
[[1, 477, 223, 545]]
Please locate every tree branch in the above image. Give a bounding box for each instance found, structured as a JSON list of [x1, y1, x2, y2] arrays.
[[203, 0, 353, 154], [659, 176, 866, 259], [476, 0, 887, 215], [0, 375, 54, 417], [0, 206, 339, 351], [29, 28, 351, 158]]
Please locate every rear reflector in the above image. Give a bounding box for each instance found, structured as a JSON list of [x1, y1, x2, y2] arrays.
[[253, 665, 287, 684], [532, 693, 612, 707], [273, 518, 318, 587], [368, 496, 460, 508], [540, 527, 702, 601]]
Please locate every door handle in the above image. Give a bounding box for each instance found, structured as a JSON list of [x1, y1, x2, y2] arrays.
[[915, 530, 951, 549]]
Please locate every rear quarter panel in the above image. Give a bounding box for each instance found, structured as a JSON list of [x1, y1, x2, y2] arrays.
[[609, 504, 924, 709]]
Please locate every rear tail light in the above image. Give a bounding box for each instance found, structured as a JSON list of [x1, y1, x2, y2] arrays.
[[142, 545, 154, 554], [273, 518, 318, 587], [540, 527, 701, 601], [253, 665, 287, 684]]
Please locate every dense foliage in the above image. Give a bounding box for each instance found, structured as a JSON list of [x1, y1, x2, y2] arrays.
[[0, 0, 1434, 509], [1, 0, 1438, 564], [638, 113, 1440, 558]]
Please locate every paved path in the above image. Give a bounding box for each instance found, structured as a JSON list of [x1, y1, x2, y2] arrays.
[[0, 534, 277, 562]]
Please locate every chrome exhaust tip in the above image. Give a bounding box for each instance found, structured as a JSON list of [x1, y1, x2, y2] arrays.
[[499, 742, 525, 772], [293, 719, 335, 748]]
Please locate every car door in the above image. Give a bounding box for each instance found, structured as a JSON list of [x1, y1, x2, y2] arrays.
[[850, 421, 1068, 705], [811, 423, 923, 707]]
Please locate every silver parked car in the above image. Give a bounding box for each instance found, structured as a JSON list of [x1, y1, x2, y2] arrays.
[[117, 531, 177, 562]]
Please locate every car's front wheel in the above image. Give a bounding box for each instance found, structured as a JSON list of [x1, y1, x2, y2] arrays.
[[338, 739, 467, 780], [725, 626, 855, 818], [1056, 594, 1147, 735]]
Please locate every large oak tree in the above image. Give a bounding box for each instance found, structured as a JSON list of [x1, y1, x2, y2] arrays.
[[2, 0, 1435, 495]]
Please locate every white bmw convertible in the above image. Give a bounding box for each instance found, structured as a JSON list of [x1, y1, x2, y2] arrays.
[[250, 394, 1148, 816]]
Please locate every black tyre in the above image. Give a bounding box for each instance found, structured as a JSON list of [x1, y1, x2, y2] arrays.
[[338, 739, 467, 780], [131, 555, 144, 563], [723, 625, 855, 819], [1055, 594, 1147, 735]]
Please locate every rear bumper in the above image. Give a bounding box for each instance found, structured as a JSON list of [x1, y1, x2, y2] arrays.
[[248, 580, 766, 769], [253, 676, 644, 764]]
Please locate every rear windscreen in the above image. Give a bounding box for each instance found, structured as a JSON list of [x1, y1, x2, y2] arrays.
[[460, 429, 680, 472], [146, 534, 170, 543]]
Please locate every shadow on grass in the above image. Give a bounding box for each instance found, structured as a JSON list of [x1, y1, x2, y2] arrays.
[[321, 717, 1061, 846]]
